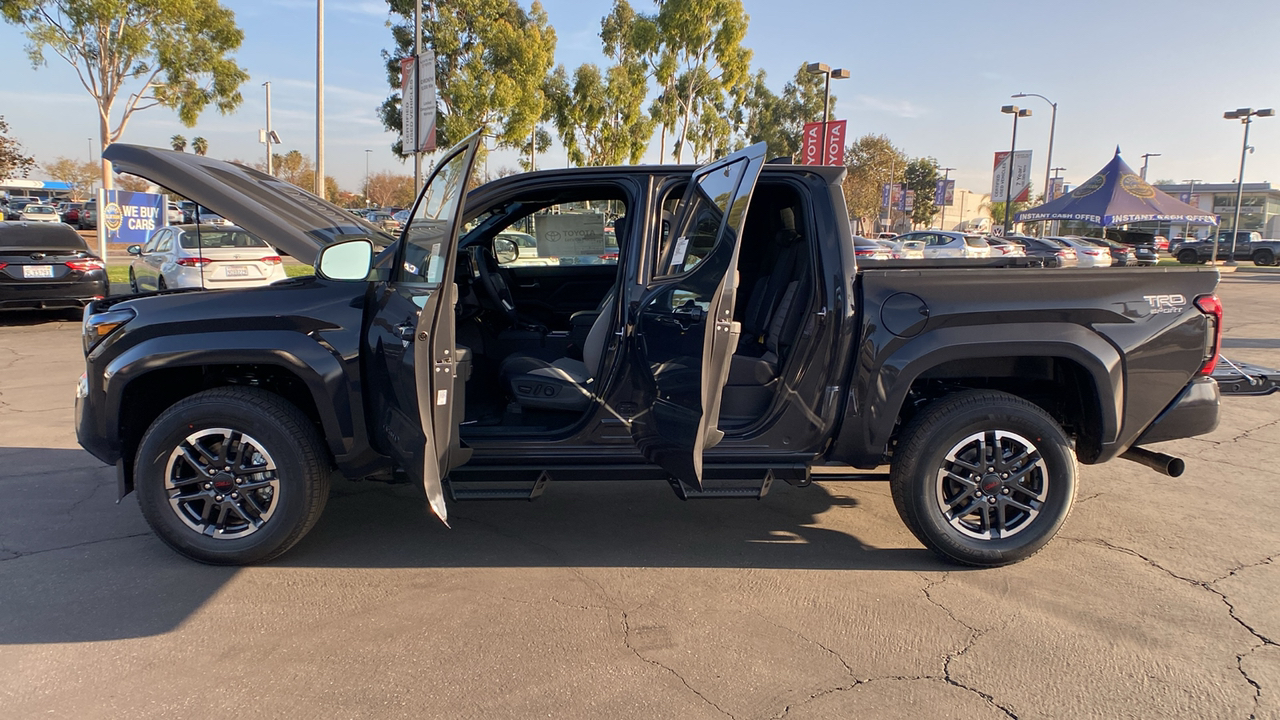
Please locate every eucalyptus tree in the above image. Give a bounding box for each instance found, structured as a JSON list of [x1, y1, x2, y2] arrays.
[[1, 0, 249, 189], [378, 0, 557, 159]]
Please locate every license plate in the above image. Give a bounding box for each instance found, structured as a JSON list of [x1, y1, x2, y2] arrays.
[[22, 265, 53, 279], [225, 265, 249, 277]]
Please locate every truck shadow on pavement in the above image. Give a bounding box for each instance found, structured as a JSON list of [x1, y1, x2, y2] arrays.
[[0, 449, 948, 645]]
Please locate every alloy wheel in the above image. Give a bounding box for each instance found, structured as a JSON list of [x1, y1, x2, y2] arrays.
[[164, 428, 281, 539], [934, 430, 1048, 540]]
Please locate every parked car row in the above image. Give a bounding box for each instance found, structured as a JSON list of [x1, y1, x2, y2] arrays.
[[852, 229, 1161, 268]]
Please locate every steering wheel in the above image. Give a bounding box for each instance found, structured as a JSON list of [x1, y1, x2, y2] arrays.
[[469, 245, 519, 325]]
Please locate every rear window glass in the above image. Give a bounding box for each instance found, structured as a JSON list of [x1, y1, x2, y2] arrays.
[[0, 225, 90, 251], [964, 236, 988, 247], [179, 230, 269, 249]]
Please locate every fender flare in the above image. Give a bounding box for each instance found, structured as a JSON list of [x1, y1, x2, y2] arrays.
[[849, 322, 1122, 463], [103, 330, 360, 461]]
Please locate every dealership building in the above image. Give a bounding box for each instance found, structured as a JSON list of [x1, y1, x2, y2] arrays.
[[1153, 182, 1280, 239]]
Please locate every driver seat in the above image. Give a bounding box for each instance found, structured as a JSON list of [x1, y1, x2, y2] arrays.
[[499, 293, 615, 412]]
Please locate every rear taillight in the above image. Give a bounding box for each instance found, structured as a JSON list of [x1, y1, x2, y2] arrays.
[[1194, 294, 1223, 375], [176, 257, 212, 267], [65, 258, 106, 272], [854, 248, 876, 256], [260, 256, 282, 265], [1055, 250, 1069, 257], [0, 262, 7, 270]]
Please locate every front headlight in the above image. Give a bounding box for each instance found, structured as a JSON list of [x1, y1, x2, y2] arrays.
[[83, 307, 136, 354]]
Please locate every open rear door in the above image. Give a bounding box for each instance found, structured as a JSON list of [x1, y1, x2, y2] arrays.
[[629, 143, 767, 488], [368, 132, 480, 526]]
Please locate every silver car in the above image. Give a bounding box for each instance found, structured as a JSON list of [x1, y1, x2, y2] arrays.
[[127, 224, 288, 291], [1053, 236, 1113, 268]]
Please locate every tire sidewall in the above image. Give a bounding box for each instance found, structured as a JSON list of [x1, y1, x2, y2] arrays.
[[136, 393, 318, 565], [899, 398, 1076, 566], [1254, 250, 1274, 266]]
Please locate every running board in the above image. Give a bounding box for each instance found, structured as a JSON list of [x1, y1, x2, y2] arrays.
[[669, 471, 773, 500], [446, 471, 550, 501]]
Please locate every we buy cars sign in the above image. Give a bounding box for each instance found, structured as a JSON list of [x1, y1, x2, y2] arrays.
[[991, 150, 1033, 202], [801, 120, 847, 165]]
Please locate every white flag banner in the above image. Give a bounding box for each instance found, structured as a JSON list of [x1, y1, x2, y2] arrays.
[[400, 56, 416, 156], [992, 150, 1034, 203], [416, 51, 437, 153]]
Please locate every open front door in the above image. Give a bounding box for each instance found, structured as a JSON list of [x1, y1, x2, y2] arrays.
[[368, 132, 480, 525], [629, 143, 767, 488]]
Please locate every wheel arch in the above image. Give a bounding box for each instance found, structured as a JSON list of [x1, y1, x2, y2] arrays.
[[831, 323, 1122, 467], [105, 331, 362, 495]]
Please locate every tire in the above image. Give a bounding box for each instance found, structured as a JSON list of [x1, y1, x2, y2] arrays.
[[157, 276, 167, 291], [135, 387, 330, 565], [1253, 250, 1274, 267], [890, 390, 1076, 567], [1177, 249, 1201, 265], [128, 268, 139, 294]]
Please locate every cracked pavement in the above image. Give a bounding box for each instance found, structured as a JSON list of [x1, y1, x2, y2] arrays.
[[1, 273, 1278, 719]]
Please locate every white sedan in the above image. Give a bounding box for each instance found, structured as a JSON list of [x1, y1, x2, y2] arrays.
[[1054, 236, 1113, 268], [127, 224, 288, 292], [19, 204, 60, 223]]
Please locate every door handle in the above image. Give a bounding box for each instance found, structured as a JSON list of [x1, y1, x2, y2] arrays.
[[519, 282, 540, 288], [395, 323, 416, 341]]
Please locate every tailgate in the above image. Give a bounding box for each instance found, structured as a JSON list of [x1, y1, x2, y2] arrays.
[[1214, 357, 1280, 396]]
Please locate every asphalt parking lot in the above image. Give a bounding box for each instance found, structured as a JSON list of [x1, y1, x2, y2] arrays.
[[1, 271, 1278, 719]]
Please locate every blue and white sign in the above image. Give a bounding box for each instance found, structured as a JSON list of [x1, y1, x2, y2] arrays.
[[98, 189, 166, 245]]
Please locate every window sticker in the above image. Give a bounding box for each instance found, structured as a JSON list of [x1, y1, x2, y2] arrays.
[[669, 235, 690, 272]]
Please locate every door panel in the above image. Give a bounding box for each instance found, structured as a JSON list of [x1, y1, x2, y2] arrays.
[[367, 132, 481, 525], [628, 143, 767, 487]]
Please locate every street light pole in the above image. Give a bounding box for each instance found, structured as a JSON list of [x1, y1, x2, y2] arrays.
[[1140, 152, 1161, 180], [805, 63, 849, 164], [263, 81, 274, 175], [364, 149, 372, 206], [413, 0, 423, 195], [1223, 107, 1274, 266], [316, 0, 325, 198], [1000, 105, 1032, 236], [937, 167, 954, 230], [1012, 92, 1056, 208]]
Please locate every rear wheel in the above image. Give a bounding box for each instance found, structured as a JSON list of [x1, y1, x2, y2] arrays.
[[135, 387, 330, 565], [1177, 249, 1201, 264], [1253, 249, 1275, 266], [890, 390, 1076, 567]]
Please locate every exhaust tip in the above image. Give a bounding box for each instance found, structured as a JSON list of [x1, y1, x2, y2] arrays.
[[1120, 447, 1185, 478]]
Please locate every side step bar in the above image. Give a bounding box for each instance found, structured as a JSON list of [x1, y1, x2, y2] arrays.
[[669, 471, 773, 500], [447, 471, 550, 501]]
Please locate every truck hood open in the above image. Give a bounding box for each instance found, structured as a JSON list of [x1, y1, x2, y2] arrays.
[[103, 144, 393, 263]]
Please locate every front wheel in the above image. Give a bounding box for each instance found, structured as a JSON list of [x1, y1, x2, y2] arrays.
[[890, 390, 1076, 567], [128, 268, 139, 294], [135, 387, 330, 565]]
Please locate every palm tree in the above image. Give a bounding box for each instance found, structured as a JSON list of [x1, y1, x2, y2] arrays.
[[192, 137, 208, 156], [170, 135, 187, 152]]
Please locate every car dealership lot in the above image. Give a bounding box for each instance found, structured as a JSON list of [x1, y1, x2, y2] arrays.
[[1, 272, 1278, 719]]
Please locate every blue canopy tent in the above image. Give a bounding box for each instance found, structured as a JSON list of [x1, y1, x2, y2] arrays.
[[1015, 148, 1219, 228]]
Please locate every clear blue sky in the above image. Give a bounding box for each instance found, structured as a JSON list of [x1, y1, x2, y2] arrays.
[[2, 0, 1278, 196]]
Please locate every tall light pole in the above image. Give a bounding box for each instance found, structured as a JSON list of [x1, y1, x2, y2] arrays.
[[1000, 105, 1032, 236], [1140, 152, 1161, 180], [806, 63, 849, 164], [315, 0, 325, 198], [937, 166, 955, 230], [263, 81, 275, 175], [1222, 107, 1274, 266], [1012, 92, 1056, 208], [364, 149, 372, 206], [413, 0, 423, 194]]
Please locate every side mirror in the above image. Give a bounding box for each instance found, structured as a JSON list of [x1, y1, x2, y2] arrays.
[[493, 236, 519, 264], [126, 244, 142, 256], [316, 238, 374, 281]]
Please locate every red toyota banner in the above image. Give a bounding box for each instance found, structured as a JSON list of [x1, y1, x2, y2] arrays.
[[801, 120, 848, 165]]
